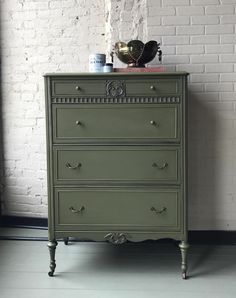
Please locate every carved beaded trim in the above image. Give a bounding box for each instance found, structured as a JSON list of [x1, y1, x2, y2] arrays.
[[51, 96, 180, 104]]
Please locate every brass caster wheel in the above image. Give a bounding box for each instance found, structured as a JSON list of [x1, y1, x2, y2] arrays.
[[48, 271, 54, 277], [182, 272, 187, 280]]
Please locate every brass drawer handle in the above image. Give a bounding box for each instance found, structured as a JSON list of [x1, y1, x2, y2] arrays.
[[150, 120, 157, 126], [69, 206, 85, 214], [75, 120, 82, 126], [65, 162, 82, 169], [150, 206, 167, 214], [152, 162, 168, 169], [75, 86, 81, 91], [150, 85, 156, 90]]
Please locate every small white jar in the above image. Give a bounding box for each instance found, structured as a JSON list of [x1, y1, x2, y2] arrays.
[[103, 63, 113, 73]]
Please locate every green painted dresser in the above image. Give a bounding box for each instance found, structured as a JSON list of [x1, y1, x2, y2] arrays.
[[44, 72, 189, 278]]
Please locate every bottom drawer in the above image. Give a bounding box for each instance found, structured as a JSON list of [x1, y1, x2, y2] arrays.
[[55, 188, 181, 231]]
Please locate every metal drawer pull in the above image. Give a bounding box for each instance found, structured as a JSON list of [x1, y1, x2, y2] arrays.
[[75, 86, 81, 91], [65, 162, 82, 169], [152, 162, 168, 169], [150, 120, 159, 127], [69, 206, 85, 213], [150, 206, 167, 214], [150, 85, 156, 90], [75, 120, 82, 126]]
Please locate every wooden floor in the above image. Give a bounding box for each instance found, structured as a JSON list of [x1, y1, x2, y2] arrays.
[[0, 228, 236, 298]]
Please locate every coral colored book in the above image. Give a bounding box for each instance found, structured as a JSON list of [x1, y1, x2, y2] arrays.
[[114, 66, 165, 73]]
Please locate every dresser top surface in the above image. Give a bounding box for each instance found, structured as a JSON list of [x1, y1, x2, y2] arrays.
[[44, 71, 189, 77]]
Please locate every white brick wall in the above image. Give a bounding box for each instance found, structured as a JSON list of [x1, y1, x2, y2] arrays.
[[145, 0, 236, 230], [0, 0, 106, 218], [1, 0, 236, 231]]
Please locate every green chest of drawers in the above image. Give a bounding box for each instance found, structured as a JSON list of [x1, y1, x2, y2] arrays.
[[45, 72, 189, 278]]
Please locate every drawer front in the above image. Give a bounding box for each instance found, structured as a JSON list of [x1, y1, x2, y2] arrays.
[[54, 146, 180, 184], [53, 105, 179, 143], [126, 78, 181, 96], [51, 79, 105, 96], [55, 188, 181, 231]]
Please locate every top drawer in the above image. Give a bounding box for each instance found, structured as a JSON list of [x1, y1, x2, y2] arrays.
[[51, 79, 105, 97], [51, 77, 181, 97]]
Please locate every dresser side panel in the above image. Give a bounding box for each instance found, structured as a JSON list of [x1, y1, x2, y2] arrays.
[[45, 76, 55, 241]]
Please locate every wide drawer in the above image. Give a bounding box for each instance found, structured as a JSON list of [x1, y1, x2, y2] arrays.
[[55, 188, 181, 231], [54, 146, 180, 184], [51, 77, 181, 97], [51, 79, 105, 97], [53, 104, 179, 143], [126, 78, 181, 96]]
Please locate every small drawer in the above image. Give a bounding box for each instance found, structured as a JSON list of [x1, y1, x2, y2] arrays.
[[126, 78, 181, 96], [53, 105, 179, 143], [55, 188, 181, 231], [54, 146, 180, 184], [51, 79, 105, 97]]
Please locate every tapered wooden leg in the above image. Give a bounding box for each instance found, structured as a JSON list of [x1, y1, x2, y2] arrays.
[[48, 240, 58, 276], [179, 241, 189, 279]]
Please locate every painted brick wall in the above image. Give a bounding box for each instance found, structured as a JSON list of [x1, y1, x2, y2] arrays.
[[146, 0, 236, 230], [1, 0, 236, 230], [0, 0, 106, 217]]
